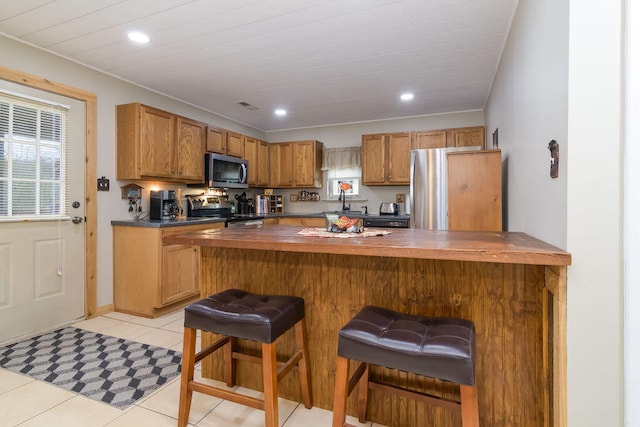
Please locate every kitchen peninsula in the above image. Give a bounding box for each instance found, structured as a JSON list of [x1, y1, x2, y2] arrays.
[[164, 225, 571, 427]]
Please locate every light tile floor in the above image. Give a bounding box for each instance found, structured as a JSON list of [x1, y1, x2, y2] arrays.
[[0, 310, 382, 426]]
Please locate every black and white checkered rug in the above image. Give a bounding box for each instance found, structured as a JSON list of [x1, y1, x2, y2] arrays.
[[0, 327, 182, 409]]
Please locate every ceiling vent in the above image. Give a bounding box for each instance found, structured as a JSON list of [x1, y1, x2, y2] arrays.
[[237, 101, 259, 110]]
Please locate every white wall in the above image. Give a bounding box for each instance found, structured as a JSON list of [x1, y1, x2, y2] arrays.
[[486, 0, 625, 425], [625, 1, 640, 425], [566, 1, 624, 425], [484, 0, 568, 247], [0, 36, 265, 307], [265, 110, 484, 147]]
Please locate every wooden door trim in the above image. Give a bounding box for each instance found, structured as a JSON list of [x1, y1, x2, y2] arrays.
[[0, 65, 98, 318]]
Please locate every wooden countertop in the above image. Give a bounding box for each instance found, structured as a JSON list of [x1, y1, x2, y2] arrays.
[[163, 224, 571, 266], [111, 217, 225, 228]]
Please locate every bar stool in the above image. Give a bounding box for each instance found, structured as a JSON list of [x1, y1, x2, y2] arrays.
[[178, 289, 313, 427], [332, 306, 479, 427]]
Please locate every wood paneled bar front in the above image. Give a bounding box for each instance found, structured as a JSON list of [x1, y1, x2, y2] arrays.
[[164, 225, 571, 427]]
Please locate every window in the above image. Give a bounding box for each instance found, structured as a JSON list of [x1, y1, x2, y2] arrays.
[[327, 168, 361, 199], [322, 147, 362, 199], [0, 91, 69, 220]]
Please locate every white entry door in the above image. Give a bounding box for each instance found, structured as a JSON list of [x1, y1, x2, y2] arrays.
[[0, 81, 86, 345]]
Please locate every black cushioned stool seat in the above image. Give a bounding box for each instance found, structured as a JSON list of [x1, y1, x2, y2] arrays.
[[332, 306, 479, 427], [184, 288, 306, 343], [178, 289, 312, 427]]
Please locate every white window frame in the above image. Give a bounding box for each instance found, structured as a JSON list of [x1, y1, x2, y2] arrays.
[[0, 90, 69, 221], [326, 167, 361, 200]]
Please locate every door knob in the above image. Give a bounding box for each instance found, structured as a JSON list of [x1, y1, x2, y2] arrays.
[[72, 216, 84, 224]]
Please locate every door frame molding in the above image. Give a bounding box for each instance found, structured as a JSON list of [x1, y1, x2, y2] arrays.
[[0, 65, 98, 318]]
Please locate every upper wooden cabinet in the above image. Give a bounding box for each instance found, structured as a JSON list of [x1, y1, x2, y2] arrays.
[[412, 130, 447, 149], [361, 134, 385, 184], [176, 116, 206, 181], [268, 140, 323, 188], [292, 140, 322, 187], [388, 133, 411, 183], [205, 127, 244, 158], [205, 126, 225, 153], [244, 136, 269, 187], [226, 131, 245, 157], [361, 132, 411, 185], [449, 126, 486, 148], [116, 103, 205, 183], [269, 142, 293, 187], [413, 126, 486, 150], [256, 140, 269, 186]]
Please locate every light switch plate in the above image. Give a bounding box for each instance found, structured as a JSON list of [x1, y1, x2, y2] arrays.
[[97, 176, 110, 191], [395, 193, 405, 203]]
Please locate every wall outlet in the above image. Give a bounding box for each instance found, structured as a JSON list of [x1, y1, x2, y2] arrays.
[[396, 193, 405, 203]]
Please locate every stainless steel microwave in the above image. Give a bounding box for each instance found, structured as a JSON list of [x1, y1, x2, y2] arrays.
[[203, 153, 248, 189]]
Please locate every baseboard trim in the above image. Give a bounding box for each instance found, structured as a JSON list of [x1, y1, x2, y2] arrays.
[[92, 304, 114, 317]]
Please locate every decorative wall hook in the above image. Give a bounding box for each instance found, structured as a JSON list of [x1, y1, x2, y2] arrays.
[[548, 140, 559, 178]]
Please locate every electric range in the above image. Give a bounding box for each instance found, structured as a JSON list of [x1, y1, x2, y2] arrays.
[[185, 195, 263, 227]]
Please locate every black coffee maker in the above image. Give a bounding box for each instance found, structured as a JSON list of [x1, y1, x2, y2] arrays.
[[150, 190, 179, 220]]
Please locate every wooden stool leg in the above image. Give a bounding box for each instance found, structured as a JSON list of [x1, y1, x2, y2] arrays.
[[294, 319, 313, 409], [357, 363, 369, 423], [460, 384, 480, 427], [178, 327, 196, 427], [223, 336, 235, 387], [262, 342, 279, 427], [332, 355, 350, 427]]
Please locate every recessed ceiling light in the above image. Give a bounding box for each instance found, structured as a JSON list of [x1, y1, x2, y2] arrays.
[[274, 109, 287, 116], [127, 31, 150, 44], [400, 93, 414, 101]]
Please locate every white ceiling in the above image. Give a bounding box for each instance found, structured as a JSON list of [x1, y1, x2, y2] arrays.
[[0, 0, 518, 132]]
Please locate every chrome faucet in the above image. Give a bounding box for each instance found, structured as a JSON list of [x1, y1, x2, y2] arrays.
[[338, 189, 350, 212]]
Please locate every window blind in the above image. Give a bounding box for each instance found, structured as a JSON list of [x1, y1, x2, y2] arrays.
[[321, 146, 361, 170], [321, 147, 363, 198], [0, 90, 70, 220]]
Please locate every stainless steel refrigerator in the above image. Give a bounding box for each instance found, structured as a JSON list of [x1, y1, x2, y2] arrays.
[[409, 146, 482, 229]]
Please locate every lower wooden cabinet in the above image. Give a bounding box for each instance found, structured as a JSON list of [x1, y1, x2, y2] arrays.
[[160, 243, 199, 306], [276, 217, 325, 227], [113, 222, 224, 317], [447, 150, 502, 231]]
